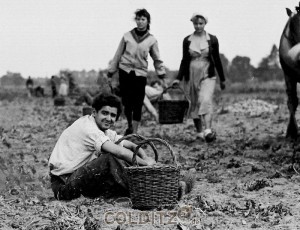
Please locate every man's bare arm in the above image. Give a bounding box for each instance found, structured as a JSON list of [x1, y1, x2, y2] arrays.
[[101, 141, 155, 166]]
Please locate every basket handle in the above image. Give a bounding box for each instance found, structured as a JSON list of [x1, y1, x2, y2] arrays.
[[158, 84, 189, 102], [115, 134, 158, 162], [132, 138, 178, 166]]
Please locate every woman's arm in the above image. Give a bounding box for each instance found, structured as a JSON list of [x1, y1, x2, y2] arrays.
[[149, 41, 166, 76], [211, 36, 225, 82], [177, 36, 191, 81], [101, 141, 155, 166], [107, 37, 126, 75]]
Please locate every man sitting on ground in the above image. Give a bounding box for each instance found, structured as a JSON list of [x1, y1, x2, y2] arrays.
[[48, 93, 156, 200]]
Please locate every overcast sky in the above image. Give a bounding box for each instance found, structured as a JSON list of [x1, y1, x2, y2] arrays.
[[0, 0, 297, 77]]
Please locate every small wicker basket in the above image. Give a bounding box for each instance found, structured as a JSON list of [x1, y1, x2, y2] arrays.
[[116, 135, 179, 210], [158, 85, 189, 124]]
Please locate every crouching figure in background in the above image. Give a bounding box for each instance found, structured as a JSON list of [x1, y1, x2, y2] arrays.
[[48, 93, 156, 200], [143, 80, 171, 122]]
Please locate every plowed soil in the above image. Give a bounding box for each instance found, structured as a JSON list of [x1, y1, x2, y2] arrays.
[[1, 89, 300, 230]]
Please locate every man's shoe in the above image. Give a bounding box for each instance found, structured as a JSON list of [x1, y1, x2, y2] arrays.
[[196, 132, 205, 140], [204, 129, 216, 143]]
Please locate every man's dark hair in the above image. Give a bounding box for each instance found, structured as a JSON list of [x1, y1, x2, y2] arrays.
[[92, 93, 122, 120], [135, 8, 151, 30]]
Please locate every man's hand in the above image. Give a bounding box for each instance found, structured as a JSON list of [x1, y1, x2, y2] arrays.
[[220, 81, 226, 90], [137, 147, 148, 160], [102, 141, 152, 166], [145, 157, 156, 166]]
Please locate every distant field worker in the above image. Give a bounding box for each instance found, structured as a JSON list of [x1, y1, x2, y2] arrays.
[[58, 76, 68, 96], [173, 12, 226, 142], [50, 76, 57, 98], [107, 8, 166, 135], [26, 76, 34, 98]]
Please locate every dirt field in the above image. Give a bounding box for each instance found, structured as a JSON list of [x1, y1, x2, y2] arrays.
[[1, 84, 300, 230]]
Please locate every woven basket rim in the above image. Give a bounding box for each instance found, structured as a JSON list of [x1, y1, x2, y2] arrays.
[[125, 164, 179, 169], [158, 100, 189, 103]]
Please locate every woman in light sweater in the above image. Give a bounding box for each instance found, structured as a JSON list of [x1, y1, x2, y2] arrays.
[[107, 8, 166, 135]]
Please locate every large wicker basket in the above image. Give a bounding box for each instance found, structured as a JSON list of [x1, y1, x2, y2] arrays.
[[158, 85, 189, 124], [116, 135, 179, 210]]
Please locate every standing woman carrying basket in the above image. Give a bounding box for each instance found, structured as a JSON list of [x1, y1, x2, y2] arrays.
[[107, 9, 166, 135], [173, 12, 226, 142]]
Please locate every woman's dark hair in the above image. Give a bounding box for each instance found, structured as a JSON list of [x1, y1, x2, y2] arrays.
[[92, 93, 122, 120], [192, 15, 207, 24], [135, 8, 151, 30]]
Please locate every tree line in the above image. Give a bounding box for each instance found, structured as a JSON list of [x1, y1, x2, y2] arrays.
[[0, 44, 283, 87]]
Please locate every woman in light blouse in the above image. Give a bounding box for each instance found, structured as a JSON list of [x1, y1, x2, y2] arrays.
[[173, 12, 226, 142]]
